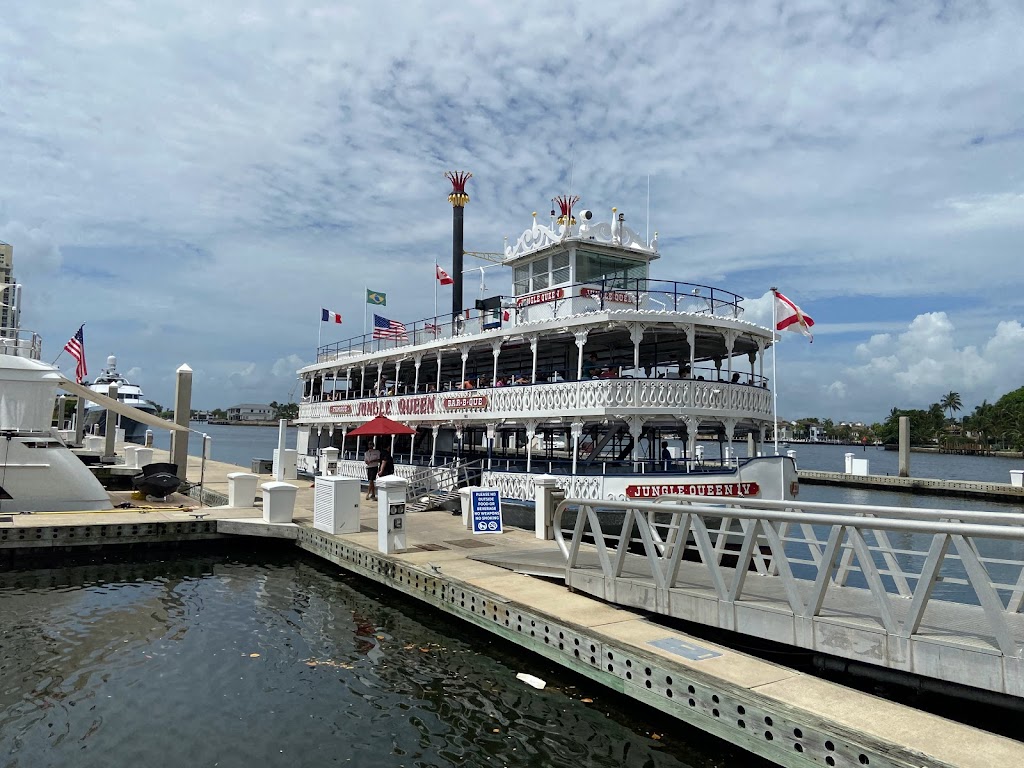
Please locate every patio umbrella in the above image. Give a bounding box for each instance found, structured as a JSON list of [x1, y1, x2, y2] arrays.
[[346, 414, 416, 436]]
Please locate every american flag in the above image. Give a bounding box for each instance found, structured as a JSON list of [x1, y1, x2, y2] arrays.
[[424, 322, 441, 335], [373, 314, 408, 341], [63, 324, 88, 383]]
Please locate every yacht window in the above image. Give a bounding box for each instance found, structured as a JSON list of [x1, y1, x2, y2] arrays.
[[513, 265, 529, 296]]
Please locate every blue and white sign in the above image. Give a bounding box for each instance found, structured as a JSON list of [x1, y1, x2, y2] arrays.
[[471, 490, 503, 535]]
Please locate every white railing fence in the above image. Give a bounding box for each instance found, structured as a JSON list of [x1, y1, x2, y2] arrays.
[[552, 497, 1024, 657]]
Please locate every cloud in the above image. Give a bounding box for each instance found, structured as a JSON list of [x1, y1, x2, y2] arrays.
[[825, 313, 1024, 421]]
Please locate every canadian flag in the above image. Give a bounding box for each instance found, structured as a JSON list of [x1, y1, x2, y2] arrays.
[[773, 290, 814, 341], [436, 264, 454, 285]]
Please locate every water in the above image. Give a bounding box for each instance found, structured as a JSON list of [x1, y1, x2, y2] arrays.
[[0, 547, 761, 768], [149, 422, 297, 467]]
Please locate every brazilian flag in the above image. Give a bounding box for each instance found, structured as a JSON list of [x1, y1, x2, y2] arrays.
[[366, 289, 386, 306]]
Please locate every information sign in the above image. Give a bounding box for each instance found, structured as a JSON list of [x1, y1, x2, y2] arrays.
[[470, 490, 503, 535]]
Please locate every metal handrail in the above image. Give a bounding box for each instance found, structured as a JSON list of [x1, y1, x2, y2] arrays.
[[552, 496, 1024, 657]]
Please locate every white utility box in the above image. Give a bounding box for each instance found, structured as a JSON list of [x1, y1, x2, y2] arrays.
[[314, 475, 362, 535], [272, 448, 298, 480]]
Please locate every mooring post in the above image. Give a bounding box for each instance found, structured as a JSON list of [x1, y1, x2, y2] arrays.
[[898, 416, 910, 477], [171, 364, 193, 480], [103, 383, 118, 459]]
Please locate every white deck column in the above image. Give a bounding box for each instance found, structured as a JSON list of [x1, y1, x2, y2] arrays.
[[574, 330, 589, 380], [430, 425, 439, 465], [486, 423, 496, 469], [629, 324, 646, 375], [685, 324, 696, 376], [724, 330, 737, 383], [359, 365, 366, 398], [460, 348, 469, 388], [529, 336, 538, 383], [394, 359, 402, 394], [375, 363, 383, 395], [408, 424, 417, 464], [491, 339, 502, 383], [748, 351, 757, 384], [627, 416, 644, 467], [525, 421, 537, 471], [571, 420, 583, 474], [413, 353, 423, 393], [684, 416, 699, 470], [757, 339, 766, 384], [435, 350, 443, 392], [723, 417, 737, 465]]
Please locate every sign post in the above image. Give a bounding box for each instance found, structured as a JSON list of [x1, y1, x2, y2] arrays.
[[470, 489, 503, 535]]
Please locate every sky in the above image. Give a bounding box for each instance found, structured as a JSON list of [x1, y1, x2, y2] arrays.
[[2, 1, 1023, 423]]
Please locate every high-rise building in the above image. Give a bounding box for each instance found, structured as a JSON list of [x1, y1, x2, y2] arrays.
[[0, 241, 14, 329]]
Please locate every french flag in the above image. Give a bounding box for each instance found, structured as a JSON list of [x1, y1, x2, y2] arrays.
[[321, 308, 342, 324]]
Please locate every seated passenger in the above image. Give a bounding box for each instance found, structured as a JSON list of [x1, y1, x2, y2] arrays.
[[730, 372, 740, 384], [513, 374, 529, 385]]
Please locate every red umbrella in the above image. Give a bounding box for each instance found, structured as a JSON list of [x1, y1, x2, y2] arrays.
[[346, 414, 416, 437]]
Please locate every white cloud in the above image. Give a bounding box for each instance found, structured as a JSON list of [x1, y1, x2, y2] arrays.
[[832, 313, 1024, 422]]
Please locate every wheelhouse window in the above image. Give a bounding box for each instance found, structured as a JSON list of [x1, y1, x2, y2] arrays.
[[513, 264, 529, 296], [531, 259, 549, 290], [552, 251, 570, 285], [576, 249, 647, 287]]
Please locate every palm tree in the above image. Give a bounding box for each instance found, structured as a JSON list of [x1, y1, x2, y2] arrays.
[[940, 391, 963, 422]]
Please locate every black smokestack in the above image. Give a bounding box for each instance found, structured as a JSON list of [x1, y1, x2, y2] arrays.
[[445, 171, 471, 321]]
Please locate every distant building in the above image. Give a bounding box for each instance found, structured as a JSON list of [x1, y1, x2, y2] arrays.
[[227, 404, 273, 421], [808, 425, 824, 442], [0, 242, 13, 329]]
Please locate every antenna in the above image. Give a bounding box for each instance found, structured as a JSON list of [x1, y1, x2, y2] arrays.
[[646, 174, 650, 245]]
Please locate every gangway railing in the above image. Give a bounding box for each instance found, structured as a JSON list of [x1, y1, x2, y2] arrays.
[[552, 497, 1024, 672], [402, 457, 484, 502]]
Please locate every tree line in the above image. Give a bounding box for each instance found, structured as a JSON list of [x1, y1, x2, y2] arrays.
[[794, 386, 1024, 453]]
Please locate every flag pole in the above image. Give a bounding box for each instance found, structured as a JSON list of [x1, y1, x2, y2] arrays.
[[434, 262, 438, 319], [318, 312, 322, 358], [363, 285, 368, 350], [771, 287, 780, 457]]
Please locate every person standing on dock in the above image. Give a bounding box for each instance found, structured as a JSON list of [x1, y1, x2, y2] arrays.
[[364, 442, 381, 500], [378, 447, 395, 479]]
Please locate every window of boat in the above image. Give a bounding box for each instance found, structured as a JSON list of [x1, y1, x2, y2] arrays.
[[576, 249, 647, 287], [531, 258, 549, 290], [513, 264, 529, 296], [552, 251, 570, 285]]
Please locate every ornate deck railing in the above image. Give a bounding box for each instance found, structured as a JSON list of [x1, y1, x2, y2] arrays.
[[313, 278, 745, 363], [298, 377, 772, 424]]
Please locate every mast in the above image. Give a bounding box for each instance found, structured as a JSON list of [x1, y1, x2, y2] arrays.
[[445, 171, 472, 321]]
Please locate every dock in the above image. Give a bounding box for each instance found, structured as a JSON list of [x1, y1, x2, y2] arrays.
[[3, 454, 1023, 767], [799, 469, 1024, 502]]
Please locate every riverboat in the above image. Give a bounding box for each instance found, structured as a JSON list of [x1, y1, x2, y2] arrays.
[[294, 179, 797, 504]]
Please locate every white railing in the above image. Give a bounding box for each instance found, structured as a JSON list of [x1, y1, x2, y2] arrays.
[[0, 328, 42, 360], [299, 378, 772, 423], [553, 496, 1024, 659]]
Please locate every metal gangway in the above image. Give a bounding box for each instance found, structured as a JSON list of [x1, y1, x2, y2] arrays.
[[551, 495, 1024, 698]]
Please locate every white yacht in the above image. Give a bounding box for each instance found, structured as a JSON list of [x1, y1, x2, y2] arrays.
[[294, 180, 797, 505], [83, 355, 159, 443], [0, 294, 112, 513]]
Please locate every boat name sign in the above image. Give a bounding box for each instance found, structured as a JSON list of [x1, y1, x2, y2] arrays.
[[580, 287, 633, 304], [329, 404, 353, 414], [516, 288, 564, 308], [353, 394, 490, 417], [625, 482, 760, 499]]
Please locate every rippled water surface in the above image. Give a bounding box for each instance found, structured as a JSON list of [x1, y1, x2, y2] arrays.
[[0, 548, 762, 768]]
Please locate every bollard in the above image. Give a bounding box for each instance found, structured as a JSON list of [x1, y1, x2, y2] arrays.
[[123, 445, 139, 469], [376, 476, 408, 554], [1010, 471, 1023, 488], [845, 452, 854, 473], [227, 472, 259, 508], [145, 429, 153, 447], [84, 435, 104, 452], [533, 475, 564, 540], [134, 447, 154, 468], [261, 481, 297, 523]]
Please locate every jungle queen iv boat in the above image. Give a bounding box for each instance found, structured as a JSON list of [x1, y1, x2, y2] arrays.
[[294, 176, 797, 505]]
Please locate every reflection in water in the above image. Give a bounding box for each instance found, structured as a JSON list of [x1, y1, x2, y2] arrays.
[[0, 549, 766, 768]]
